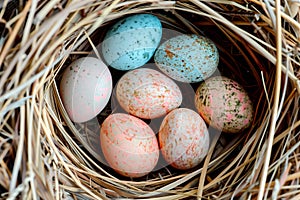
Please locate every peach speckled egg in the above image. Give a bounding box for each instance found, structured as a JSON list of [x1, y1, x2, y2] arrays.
[[116, 68, 182, 119], [194, 76, 253, 133], [159, 108, 210, 170], [100, 113, 159, 178], [59, 57, 112, 123]]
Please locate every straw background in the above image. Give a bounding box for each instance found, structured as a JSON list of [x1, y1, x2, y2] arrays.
[[1, 0, 300, 199]]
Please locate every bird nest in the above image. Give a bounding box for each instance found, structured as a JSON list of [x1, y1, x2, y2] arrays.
[[1, 0, 300, 199]]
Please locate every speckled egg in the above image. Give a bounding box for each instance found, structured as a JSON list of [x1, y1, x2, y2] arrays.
[[59, 57, 112, 123], [116, 68, 182, 119], [194, 76, 253, 133], [100, 113, 159, 178], [154, 34, 219, 83], [159, 108, 210, 170], [102, 14, 162, 70]]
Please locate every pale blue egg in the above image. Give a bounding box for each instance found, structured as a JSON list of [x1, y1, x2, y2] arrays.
[[154, 34, 219, 83], [102, 14, 162, 70]]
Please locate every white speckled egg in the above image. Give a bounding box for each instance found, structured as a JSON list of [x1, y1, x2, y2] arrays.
[[116, 68, 182, 119], [59, 57, 112, 123], [154, 34, 219, 83], [159, 108, 210, 170], [102, 14, 162, 70], [100, 113, 159, 178], [194, 76, 253, 133]]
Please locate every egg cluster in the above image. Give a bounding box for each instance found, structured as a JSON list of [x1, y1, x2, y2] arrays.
[[59, 13, 254, 178]]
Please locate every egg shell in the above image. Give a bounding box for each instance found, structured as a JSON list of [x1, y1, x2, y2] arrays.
[[116, 68, 182, 119], [154, 34, 219, 83], [102, 14, 162, 70], [100, 113, 159, 178], [59, 57, 112, 123], [194, 76, 253, 133], [159, 108, 210, 170]]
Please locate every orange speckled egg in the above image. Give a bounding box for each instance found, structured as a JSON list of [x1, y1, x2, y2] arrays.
[[194, 76, 253, 133], [159, 108, 210, 170], [100, 113, 159, 178], [116, 68, 182, 119]]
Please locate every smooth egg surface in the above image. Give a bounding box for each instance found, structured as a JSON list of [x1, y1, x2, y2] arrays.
[[116, 68, 182, 119], [102, 14, 162, 70], [194, 76, 253, 133], [159, 108, 210, 170], [100, 113, 159, 178], [59, 57, 112, 123], [154, 34, 219, 83]]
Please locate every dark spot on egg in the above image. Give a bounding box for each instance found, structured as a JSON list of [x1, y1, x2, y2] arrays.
[[143, 52, 149, 59], [120, 20, 126, 25]]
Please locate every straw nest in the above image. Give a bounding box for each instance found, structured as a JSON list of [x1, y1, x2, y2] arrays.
[[1, 0, 300, 199]]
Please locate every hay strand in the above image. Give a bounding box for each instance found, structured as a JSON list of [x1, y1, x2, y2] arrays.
[[258, 0, 283, 199]]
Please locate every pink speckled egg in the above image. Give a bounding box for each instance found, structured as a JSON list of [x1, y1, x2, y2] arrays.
[[194, 76, 253, 133], [59, 57, 112, 123], [100, 113, 159, 178], [116, 68, 182, 119], [159, 108, 210, 170]]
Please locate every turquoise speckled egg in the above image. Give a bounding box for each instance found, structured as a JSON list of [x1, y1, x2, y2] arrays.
[[154, 34, 219, 83], [102, 14, 162, 70]]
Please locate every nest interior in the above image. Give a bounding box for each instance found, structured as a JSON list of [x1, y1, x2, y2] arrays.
[[0, 0, 300, 199]]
